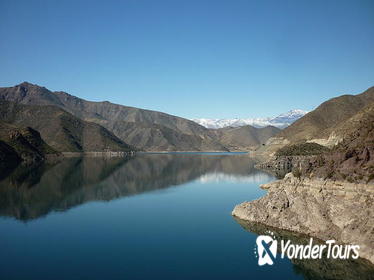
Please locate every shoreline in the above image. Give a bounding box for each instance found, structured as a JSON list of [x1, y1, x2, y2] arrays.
[[137, 151, 248, 154], [60, 151, 247, 157], [61, 151, 136, 157], [232, 173, 374, 264]]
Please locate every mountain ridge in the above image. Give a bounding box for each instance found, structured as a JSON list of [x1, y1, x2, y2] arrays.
[[258, 86, 374, 155], [277, 86, 374, 144], [0, 82, 280, 151], [0, 82, 227, 151], [0, 100, 133, 153], [193, 109, 308, 129]]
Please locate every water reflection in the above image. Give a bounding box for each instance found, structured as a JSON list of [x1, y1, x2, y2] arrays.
[[234, 218, 374, 280], [198, 172, 274, 184], [0, 154, 268, 221]]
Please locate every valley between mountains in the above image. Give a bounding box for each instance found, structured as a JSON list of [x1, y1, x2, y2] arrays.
[[1, 81, 373, 264], [0, 82, 298, 159], [0, 82, 373, 167]]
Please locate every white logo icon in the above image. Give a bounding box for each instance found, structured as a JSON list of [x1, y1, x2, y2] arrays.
[[256, 235, 277, 266]]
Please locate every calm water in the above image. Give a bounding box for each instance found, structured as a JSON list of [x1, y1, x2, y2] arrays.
[[0, 154, 372, 280]]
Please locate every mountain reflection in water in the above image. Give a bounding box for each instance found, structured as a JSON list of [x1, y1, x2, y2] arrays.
[[1, 153, 373, 280], [0, 154, 269, 221]]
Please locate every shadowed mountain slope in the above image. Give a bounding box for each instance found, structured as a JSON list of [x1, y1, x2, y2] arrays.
[[0, 101, 132, 152], [0, 121, 56, 163]]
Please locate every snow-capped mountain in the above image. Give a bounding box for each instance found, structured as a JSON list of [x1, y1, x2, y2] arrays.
[[192, 109, 308, 129]]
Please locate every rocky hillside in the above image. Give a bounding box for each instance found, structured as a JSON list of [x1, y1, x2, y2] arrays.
[[0, 101, 133, 153], [299, 102, 374, 183], [259, 101, 374, 184], [0, 82, 227, 151], [262, 87, 374, 152]]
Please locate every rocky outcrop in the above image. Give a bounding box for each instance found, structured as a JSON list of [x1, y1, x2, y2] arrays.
[[306, 131, 342, 147], [232, 173, 374, 264], [255, 155, 317, 178]]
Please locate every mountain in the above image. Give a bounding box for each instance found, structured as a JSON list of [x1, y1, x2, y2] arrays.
[[0, 82, 227, 151], [275, 87, 374, 146], [211, 125, 281, 151], [258, 86, 374, 156], [0, 121, 56, 164], [270, 109, 308, 126], [0, 101, 132, 153], [192, 109, 308, 129], [302, 101, 374, 183]]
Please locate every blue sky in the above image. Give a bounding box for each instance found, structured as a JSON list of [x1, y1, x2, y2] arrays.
[[0, 0, 373, 118]]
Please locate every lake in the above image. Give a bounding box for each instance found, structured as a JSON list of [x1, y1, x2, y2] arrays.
[[0, 154, 372, 280]]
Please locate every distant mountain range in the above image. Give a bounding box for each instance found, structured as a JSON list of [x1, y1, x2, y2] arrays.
[[0, 82, 282, 153], [1, 82, 371, 158], [192, 109, 308, 129]]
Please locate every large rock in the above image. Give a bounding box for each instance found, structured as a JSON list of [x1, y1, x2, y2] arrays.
[[232, 173, 374, 264]]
